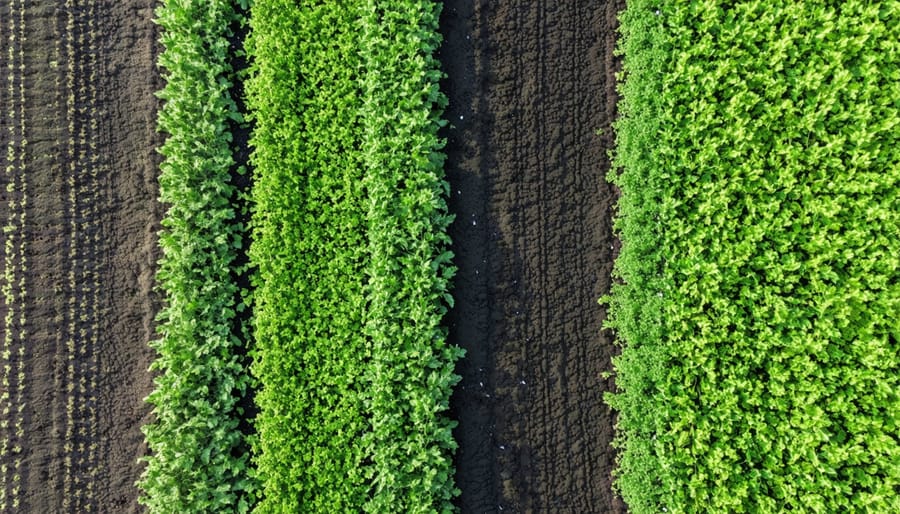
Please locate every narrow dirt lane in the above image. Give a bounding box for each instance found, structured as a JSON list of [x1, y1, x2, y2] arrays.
[[441, 1, 627, 512], [0, 1, 160, 511]]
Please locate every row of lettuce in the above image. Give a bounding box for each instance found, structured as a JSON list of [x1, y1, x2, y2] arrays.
[[248, 0, 462, 512], [139, 0, 463, 513], [607, 1, 899, 512]]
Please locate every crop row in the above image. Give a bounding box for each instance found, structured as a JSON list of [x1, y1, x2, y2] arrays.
[[64, 1, 103, 509], [246, 1, 462, 512], [62, 2, 77, 509], [138, 1, 254, 512], [1, 0, 26, 509], [357, 2, 462, 511], [607, 1, 900, 512]]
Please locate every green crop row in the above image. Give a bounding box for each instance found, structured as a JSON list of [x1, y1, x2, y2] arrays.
[[245, 1, 462, 512], [245, 1, 370, 510], [358, 2, 464, 512], [607, 1, 900, 512], [139, 1, 254, 512]]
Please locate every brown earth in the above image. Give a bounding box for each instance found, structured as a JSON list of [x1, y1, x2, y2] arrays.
[[0, 1, 161, 512], [439, 1, 627, 512]]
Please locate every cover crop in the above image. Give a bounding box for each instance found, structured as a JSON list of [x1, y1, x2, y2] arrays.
[[607, 1, 900, 512], [139, 1, 254, 512], [246, 1, 462, 512]]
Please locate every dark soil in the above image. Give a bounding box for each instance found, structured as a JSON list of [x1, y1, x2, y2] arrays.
[[226, 3, 259, 448], [439, 1, 627, 512], [0, 1, 162, 512]]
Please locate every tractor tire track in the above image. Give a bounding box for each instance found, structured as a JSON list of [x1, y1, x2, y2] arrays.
[[441, 1, 626, 512]]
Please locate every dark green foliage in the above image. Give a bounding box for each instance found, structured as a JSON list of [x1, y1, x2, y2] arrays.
[[359, 2, 464, 512], [608, 1, 900, 512], [139, 1, 254, 512]]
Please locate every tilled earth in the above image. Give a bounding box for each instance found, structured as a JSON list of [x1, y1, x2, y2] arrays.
[[440, 1, 626, 512], [0, 1, 161, 512]]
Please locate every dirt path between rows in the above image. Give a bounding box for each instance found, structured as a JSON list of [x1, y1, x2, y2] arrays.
[[440, 1, 627, 512], [0, 1, 160, 511]]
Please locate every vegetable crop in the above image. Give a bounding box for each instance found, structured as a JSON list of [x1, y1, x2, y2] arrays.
[[139, 1, 254, 511], [607, 1, 900, 512], [246, 1, 371, 510], [246, 1, 462, 512], [358, 2, 463, 512]]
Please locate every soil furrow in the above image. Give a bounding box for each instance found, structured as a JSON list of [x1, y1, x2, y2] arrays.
[[19, 2, 69, 511], [439, 0, 496, 510], [442, 1, 626, 512]]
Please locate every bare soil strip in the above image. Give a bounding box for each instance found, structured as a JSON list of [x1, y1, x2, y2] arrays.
[[0, 1, 161, 511], [89, 1, 162, 510], [441, 1, 627, 512]]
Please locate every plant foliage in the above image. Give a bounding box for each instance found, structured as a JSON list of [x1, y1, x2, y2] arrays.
[[245, 1, 463, 512], [358, 2, 464, 512], [608, 1, 900, 512], [139, 1, 254, 512], [246, 1, 370, 510]]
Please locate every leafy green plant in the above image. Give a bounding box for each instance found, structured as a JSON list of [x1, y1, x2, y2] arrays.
[[139, 1, 255, 512], [246, 1, 462, 511], [358, 2, 464, 512], [246, 2, 371, 511], [608, 1, 900, 512]]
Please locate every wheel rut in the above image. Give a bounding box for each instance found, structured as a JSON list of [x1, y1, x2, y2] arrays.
[[441, 1, 627, 512]]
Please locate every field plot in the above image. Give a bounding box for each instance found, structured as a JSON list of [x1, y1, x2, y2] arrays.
[[246, 2, 463, 511], [0, 1, 161, 512], [0, 0, 629, 511], [137, 1, 253, 511], [609, 2, 900, 512], [1, 0, 897, 512], [440, 1, 625, 511]]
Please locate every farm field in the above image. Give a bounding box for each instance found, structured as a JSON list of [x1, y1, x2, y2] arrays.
[[1, 0, 897, 513], [0, 0, 625, 511], [0, 0, 162, 512]]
